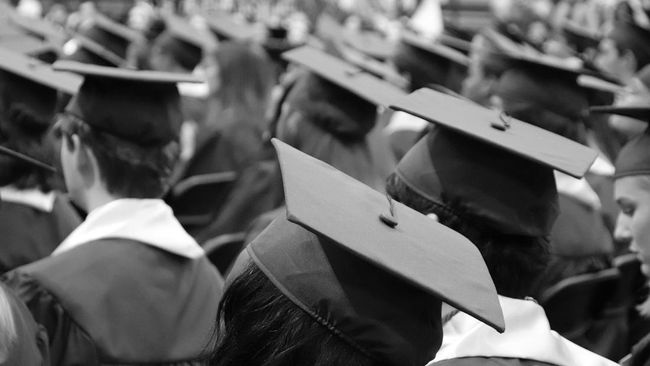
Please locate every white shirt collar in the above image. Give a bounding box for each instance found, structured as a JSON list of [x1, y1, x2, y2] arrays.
[[554, 171, 602, 210], [589, 155, 615, 177], [430, 296, 617, 366], [0, 186, 55, 212], [52, 199, 204, 258]]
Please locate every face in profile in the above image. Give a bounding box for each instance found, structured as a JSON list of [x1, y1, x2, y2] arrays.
[[615, 176, 650, 276]]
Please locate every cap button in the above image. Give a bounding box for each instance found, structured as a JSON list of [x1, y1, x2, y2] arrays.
[[379, 194, 398, 228]]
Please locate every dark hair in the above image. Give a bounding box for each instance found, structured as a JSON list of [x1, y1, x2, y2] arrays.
[[54, 114, 179, 199], [0, 76, 58, 191], [211, 262, 380, 366], [393, 43, 467, 92], [386, 173, 550, 299]]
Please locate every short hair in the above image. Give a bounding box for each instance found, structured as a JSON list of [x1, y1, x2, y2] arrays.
[[212, 261, 379, 366], [54, 114, 179, 199], [386, 173, 550, 299]]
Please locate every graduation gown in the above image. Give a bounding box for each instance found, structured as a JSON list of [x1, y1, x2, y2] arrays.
[[0, 188, 81, 274], [429, 297, 618, 366], [0, 283, 49, 366], [2, 199, 223, 366]]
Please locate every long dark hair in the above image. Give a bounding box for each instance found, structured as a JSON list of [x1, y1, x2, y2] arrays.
[[211, 261, 379, 366]]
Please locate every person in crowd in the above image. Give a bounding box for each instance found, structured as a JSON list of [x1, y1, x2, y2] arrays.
[[211, 138, 505, 366], [605, 107, 650, 366], [386, 88, 617, 365], [2, 61, 223, 366], [0, 49, 82, 274], [595, 16, 650, 84]]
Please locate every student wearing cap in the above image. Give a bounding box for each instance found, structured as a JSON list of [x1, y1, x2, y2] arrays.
[[210, 138, 505, 366], [0, 49, 82, 274], [493, 58, 616, 296], [609, 65, 650, 141], [2, 62, 223, 366], [594, 18, 650, 84], [149, 15, 214, 74], [385, 89, 617, 366], [603, 107, 650, 366]]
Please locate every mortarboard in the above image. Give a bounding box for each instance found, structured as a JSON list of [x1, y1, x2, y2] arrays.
[[343, 30, 396, 61], [73, 14, 142, 62], [154, 15, 217, 71], [9, 12, 67, 46], [205, 12, 257, 41], [282, 46, 406, 107], [0, 35, 59, 63], [391, 88, 597, 236], [561, 21, 601, 54], [607, 20, 650, 67], [0, 145, 56, 172], [53, 60, 200, 147], [591, 105, 650, 179], [228, 138, 504, 366], [400, 31, 469, 68], [0, 47, 80, 95]]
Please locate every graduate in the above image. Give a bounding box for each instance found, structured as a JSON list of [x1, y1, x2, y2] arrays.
[[386, 89, 617, 366], [601, 106, 650, 366], [211, 138, 505, 366], [0, 49, 82, 274], [2, 62, 223, 366], [594, 15, 650, 84]]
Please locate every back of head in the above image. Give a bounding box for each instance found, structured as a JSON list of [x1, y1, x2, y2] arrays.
[[0, 70, 58, 190], [496, 67, 588, 142], [212, 261, 379, 366]]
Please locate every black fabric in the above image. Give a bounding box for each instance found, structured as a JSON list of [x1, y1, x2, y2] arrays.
[[155, 31, 203, 71], [434, 357, 559, 366], [0, 194, 81, 274], [2, 239, 223, 365], [615, 132, 650, 179], [66, 75, 182, 146]]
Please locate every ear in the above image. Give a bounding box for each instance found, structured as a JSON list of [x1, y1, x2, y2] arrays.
[[68, 135, 98, 186]]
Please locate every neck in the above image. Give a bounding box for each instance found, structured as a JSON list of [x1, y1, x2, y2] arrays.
[[81, 186, 121, 214]]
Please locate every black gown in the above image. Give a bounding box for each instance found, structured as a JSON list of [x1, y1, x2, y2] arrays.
[[2, 239, 223, 366]]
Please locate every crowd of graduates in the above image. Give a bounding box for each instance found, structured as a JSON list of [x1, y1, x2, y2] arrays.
[[1, 0, 650, 365]]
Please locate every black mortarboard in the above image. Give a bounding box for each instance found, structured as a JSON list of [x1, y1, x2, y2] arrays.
[[282, 46, 406, 107], [154, 15, 216, 71], [0, 35, 59, 63], [591, 105, 650, 179], [561, 21, 601, 54], [228, 138, 504, 366], [0, 145, 55, 172], [205, 12, 257, 41], [392, 88, 597, 237], [0, 47, 80, 95], [75, 14, 142, 61], [400, 31, 469, 68], [53, 60, 200, 146], [9, 12, 67, 46], [343, 30, 396, 61]]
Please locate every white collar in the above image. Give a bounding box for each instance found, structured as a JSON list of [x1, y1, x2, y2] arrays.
[[589, 155, 615, 177], [430, 296, 617, 366], [384, 111, 429, 134], [554, 171, 602, 210], [0, 186, 55, 212], [52, 199, 204, 258]]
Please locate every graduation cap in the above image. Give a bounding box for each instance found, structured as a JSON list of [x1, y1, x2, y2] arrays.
[[561, 21, 601, 53], [9, 12, 67, 46], [0, 47, 80, 95], [0, 145, 56, 172], [607, 20, 650, 66], [343, 30, 396, 61], [53, 60, 200, 146], [0, 35, 59, 63], [391, 88, 597, 236], [62, 35, 126, 67], [75, 14, 142, 61], [228, 138, 504, 366], [282, 46, 406, 107], [154, 15, 217, 71], [400, 31, 469, 68], [205, 12, 257, 41], [590, 105, 650, 179]]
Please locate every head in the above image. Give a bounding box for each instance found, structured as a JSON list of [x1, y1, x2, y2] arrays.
[[595, 22, 650, 83], [461, 32, 511, 106], [207, 42, 275, 117], [392, 42, 468, 93], [149, 32, 202, 73], [387, 127, 558, 298], [495, 67, 588, 143], [275, 72, 383, 189], [53, 73, 182, 211], [614, 132, 650, 277], [0, 70, 58, 191], [212, 261, 379, 366]]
